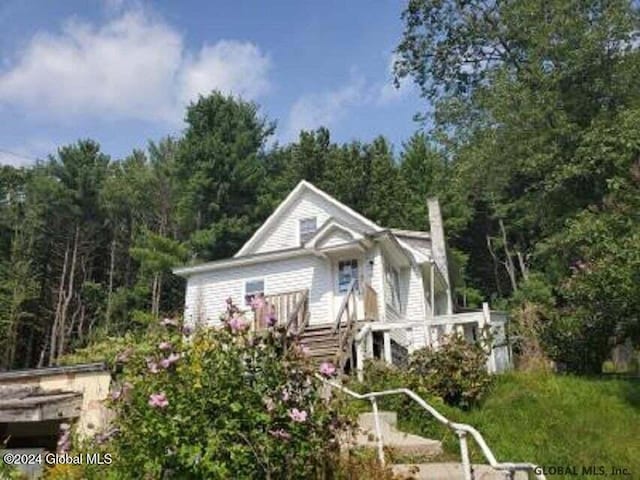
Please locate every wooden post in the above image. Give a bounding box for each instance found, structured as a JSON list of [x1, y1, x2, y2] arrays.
[[367, 329, 374, 360], [383, 331, 392, 364], [428, 262, 436, 348], [481, 302, 496, 373]]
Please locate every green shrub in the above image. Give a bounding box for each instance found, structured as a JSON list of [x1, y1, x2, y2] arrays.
[[409, 334, 493, 409], [71, 301, 353, 479], [602, 360, 616, 373]]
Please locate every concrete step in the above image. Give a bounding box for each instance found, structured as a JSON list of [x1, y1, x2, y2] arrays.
[[351, 411, 442, 459], [392, 463, 529, 479], [358, 411, 398, 429]]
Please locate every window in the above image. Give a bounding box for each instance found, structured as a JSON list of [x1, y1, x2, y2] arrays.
[[299, 217, 317, 243], [244, 279, 265, 305], [384, 263, 401, 311], [338, 259, 359, 293]]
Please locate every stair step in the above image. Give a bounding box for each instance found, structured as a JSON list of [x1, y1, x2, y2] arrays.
[[348, 411, 443, 460], [300, 330, 336, 339], [303, 323, 336, 332], [300, 338, 339, 346], [308, 349, 339, 357]]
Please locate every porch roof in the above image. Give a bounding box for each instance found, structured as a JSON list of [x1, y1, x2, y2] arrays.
[[173, 246, 315, 277]]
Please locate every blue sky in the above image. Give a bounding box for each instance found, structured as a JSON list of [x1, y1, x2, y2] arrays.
[[0, 0, 425, 166]]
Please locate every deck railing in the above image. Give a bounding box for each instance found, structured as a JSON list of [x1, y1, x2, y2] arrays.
[[333, 280, 359, 369], [317, 375, 545, 480], [353, 303, 512, 375], [284, 290, 309, 335], [262, 290, 308, 330]]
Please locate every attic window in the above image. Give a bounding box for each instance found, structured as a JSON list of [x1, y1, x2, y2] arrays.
[[244, 279, 265, 306], [299, 217, 317, 243]]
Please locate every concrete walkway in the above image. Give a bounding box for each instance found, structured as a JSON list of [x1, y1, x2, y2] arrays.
[[353, 411, 442, 458], [392, 463, 529, 479]]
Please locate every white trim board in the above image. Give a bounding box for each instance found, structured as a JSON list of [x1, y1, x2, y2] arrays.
[[234, 180, 383, 258]]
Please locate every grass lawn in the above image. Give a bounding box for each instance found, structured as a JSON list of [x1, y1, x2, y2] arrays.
[[368, 372, 640, 479], [460, 373, 639, 477]]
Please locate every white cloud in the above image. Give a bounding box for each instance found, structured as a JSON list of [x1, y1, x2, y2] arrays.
[[285, 76, 367, 140], [284, 57, 415, 140], [179, 41, 271, 106], [0, 150, 34, 167], [0, 10, 271, 124], [0, 139, 52, 166], [377, 53, 413, 105]]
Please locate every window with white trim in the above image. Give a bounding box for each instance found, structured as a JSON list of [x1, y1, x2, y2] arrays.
[[244, 279, 265, 305], [299, 217, 317, 243], [338, 259, 359, 293]]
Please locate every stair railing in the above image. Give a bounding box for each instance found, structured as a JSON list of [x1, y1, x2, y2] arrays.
[[332, 280, 358, 369], [316, 375, 546, 480]]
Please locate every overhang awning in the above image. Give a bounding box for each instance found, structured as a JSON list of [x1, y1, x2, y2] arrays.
[[0, 386, 82, 423]]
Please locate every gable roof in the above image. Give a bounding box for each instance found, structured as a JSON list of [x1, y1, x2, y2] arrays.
[[303, 218, 361, 249], [234, 180, 383, 257]]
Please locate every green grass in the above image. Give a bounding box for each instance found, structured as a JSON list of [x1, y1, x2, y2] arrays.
[[354, 372, 640, 479]]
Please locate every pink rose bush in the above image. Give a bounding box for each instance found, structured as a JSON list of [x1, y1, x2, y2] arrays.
[[81, 298, 352, 478], [148, 392, 169, 408], [288, 408, 308, 423], [319, 361, 337, 377], [57, 423, 71, 453]]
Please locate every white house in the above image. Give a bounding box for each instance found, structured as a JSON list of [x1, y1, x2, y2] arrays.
[[173, 180, 511, 374]]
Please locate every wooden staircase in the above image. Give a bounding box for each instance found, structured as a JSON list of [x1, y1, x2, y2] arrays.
[[300, 279, 361, 370], [299, 323, 344, 365], [267, 280, 376, 372]]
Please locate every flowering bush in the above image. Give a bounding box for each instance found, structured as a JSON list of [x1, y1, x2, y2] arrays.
[[79, 300, 353, 479], [408, 334, 493, 408]]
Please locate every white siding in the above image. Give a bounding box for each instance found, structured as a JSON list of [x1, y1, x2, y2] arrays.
[[368, 245, 384, 320], [316, 228, 355, 248], [184, 255, 332, 328], [405, 266, 428, 351], [252, 191, 376, 254], [379, 251, 409, 347]]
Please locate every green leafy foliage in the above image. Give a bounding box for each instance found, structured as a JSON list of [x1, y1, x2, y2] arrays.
[[70, 306, 353, 479], [395, 0, 640, 371], [409, 335, 493, 408]]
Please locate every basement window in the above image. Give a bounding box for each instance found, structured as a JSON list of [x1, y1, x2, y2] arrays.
[[299, 217, 317, 243], [244, 279, 265, 306]]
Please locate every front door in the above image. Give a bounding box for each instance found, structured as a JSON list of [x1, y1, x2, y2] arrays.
[[333, 257, 359, 321]]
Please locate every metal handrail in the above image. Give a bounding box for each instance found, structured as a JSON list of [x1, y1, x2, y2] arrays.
[[316, 375, 545, 480]]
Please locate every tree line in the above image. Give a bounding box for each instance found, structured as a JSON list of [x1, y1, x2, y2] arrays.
[[1, 0, 639, 373], [0, 93, 448, 369]]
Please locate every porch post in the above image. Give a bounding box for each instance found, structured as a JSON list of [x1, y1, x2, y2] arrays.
[[428, 262, 436, 348], [383, 331, 392, 364], [481, 302, 496, 373]]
